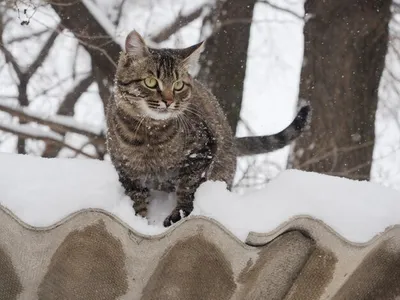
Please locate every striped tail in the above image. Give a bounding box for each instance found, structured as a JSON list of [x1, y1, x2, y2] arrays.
[[235, 104, 311, 156]]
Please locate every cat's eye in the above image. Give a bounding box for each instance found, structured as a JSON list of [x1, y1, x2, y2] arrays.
[[144, 77, 158, 88], [174, 80, 184, 91]]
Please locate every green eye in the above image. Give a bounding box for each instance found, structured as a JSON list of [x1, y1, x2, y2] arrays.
[[144, 77, 158, 88], [174, 80, 184, 91]]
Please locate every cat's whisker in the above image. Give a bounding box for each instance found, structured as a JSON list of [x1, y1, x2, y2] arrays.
[[133, 116, 145, 137], [177, 114, 189, 148], [183, 107, 205, 121], [177, 114, 188, 135]]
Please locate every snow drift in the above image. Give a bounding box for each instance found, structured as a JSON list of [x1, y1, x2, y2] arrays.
[[0, 153, 399, 242]]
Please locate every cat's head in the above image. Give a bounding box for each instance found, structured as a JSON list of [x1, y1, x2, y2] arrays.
[[115, 30, 204, 120]]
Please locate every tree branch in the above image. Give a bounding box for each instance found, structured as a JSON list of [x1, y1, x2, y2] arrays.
[[151, 6, 205, 43], [26, 23, 61, 76], [0, 17, 23, 78], [7, 28, 49, 44], [0, 10, 26, 152], [113, 0, 128, 27], [57, 74, 94, 116], [50, 0, 121, 82], [42, 74, 95, 158], [0, 103, 104, 142], [0, 123, 98, 159]]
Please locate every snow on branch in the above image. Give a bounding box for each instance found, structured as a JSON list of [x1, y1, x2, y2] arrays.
[[81, 0, 123, 48], [0, 123, 62, 141], [150, 6, 206, 43], [25, 23, 61, 76], [50, 0, 121, 83], [6, 28, 49, 44], [0, 123, 98, 159], [0, 103, 105, 144], [0, 21, 23, 78]]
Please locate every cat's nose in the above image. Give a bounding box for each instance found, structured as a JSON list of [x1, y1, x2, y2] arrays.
[[162, 98, 174, 107], [162, 90, 174, 107]]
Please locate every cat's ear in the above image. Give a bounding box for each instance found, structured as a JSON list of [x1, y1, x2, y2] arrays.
[[180, 41, 205, 70], [125, 30, 149, 58]]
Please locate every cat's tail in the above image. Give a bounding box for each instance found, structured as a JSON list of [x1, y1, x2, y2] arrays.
[[235, 103, 311, 156]]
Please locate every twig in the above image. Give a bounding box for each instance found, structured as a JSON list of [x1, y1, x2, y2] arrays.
[[0, 103, 104, 142], [151, 6, 204, 43], [7, 28, 49, 44], [50, 0, 121, 83], [0, 123, 98, 159], [42, 74, 95, 158], [57, 74, 94, 116], [113, 0, 127, 27], [26, 23, 61, 76]]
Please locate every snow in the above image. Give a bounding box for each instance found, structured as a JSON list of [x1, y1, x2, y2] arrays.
[[82, 0, 124, 48], [193, 172, 400, 242], [0, 102, 102, 135], [49, 114, 103, 135], [1, 153, 399, 243], [0, 123, 62, 141]]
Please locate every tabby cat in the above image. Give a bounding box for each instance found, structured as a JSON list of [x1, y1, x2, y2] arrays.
[[106, 30, 310, 227]]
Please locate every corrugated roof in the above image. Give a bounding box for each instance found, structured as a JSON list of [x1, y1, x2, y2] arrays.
[[0, 205, 399, 300]]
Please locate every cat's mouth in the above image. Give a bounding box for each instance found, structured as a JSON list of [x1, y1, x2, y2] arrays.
[[139, 101, 178, 120], [144, 106, 173, 120], [156, 107, 169, 113]]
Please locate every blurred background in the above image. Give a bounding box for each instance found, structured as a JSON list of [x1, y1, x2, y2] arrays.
[[0, 0, 399, 192]]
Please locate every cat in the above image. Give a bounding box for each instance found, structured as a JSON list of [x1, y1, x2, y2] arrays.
[[106, 30, 310, 227]]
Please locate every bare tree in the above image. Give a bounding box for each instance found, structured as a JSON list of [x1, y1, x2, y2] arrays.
[[49, 0, 119, 83], [290, 0, 392, 180], [0, 6, 107, 158], [0, 12, 61, 153]]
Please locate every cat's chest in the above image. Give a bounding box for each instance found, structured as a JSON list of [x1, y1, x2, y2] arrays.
[[116, 114, 214, 172], [119, 132, 185, 169], [121, 127, 210, 170], [138, 141, 185, 163]]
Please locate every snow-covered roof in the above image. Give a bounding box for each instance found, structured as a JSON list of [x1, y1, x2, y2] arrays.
[[1, 153, 399, 243], [1, 153, 400, 298]]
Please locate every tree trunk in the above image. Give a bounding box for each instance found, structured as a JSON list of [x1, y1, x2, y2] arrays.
[[198, 0, 256, 132], [290, 0, 392, 180]]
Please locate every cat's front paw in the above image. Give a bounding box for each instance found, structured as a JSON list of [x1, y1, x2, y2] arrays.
[[163, 207, 191, 227], [135, 207, 148, 218], [133, 201, 148, 218]]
